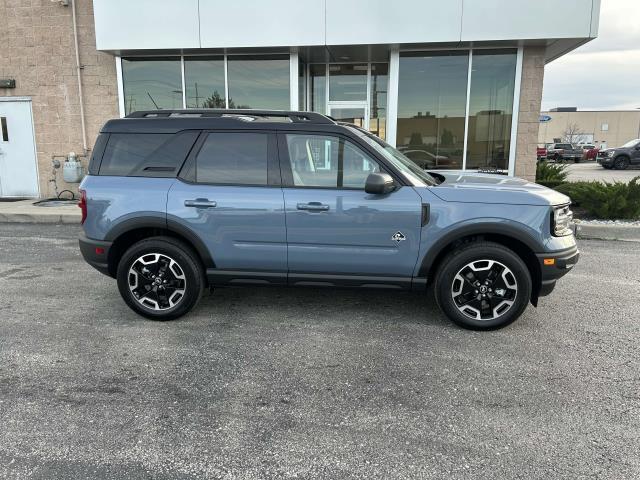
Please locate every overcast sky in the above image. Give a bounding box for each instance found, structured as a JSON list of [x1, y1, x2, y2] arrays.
[[541, 0, 640, 111]]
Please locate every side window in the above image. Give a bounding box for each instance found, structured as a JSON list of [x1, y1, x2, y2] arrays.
[[285, 134, 380, 188], [99, 132, 198, 177], [196, 132, 268, 185]]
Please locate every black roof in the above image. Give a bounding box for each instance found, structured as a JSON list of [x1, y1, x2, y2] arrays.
[[101, 109, 339, 134]]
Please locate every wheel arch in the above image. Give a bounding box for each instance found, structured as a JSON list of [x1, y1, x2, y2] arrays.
[[419, 225, 543, 306], [104, 217, 214, 278]]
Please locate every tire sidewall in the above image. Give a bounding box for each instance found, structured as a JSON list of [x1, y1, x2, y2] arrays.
[[435, 245, 532, 330], [116, 238, 204, 320], [614, 156, 629, 170]]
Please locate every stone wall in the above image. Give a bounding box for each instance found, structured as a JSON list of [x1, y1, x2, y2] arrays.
[[0, 0, 118, 198], [514, 46, 546, 181]]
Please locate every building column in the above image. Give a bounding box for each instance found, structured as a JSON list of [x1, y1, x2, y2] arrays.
[[386, 46, 400, 147], [289, 51, 299, 111], [514, 46, 546, 181]]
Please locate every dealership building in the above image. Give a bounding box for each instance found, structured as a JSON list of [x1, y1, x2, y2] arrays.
[[0, 0, 601, 198]]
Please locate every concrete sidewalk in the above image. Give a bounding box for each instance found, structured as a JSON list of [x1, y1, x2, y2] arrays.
[[0, 199, 81, 224]]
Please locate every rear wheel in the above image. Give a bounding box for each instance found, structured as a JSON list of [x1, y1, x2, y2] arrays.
[[614, 156, 630, 170], [434, 242, 532, 330], [116, 237, 205, 320]]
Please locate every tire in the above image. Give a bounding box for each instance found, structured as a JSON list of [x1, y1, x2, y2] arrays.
[[433, 241, 532, 330], [614, 156, 630, 170], [116, 236, 205, 320]]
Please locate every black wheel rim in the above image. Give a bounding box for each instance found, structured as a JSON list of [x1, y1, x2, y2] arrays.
[[451, 259, 518, 321], [128, 253, 187, 311]]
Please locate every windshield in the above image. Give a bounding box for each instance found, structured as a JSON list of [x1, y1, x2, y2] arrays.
[[620, 139, 640, 148], [345, 126, 438, 186]]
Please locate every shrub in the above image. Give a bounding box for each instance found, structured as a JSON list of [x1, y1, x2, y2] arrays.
[[536, 161, 569, 188], [556, 177, 640, 220]]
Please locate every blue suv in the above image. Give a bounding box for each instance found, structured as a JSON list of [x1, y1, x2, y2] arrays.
[[79, 110, 579, 330]]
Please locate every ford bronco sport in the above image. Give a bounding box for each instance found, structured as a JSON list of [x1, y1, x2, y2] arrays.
[[79, 110, 579, 330]]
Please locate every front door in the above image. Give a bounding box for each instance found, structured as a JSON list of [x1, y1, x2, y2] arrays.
[[327, 102, 369, 131], [279, 131, 423, 284], [0, 98, 39, 197]]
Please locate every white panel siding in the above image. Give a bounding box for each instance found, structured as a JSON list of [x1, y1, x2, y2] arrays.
[[199, 0, 325, 48], [93, 0, 200, 50], [93, 0, 600, 51], [325, 0, 463, 45], [461, 0, 594, 41]]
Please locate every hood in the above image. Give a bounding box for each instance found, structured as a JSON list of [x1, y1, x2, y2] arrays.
[[425, 171, 570, 206]]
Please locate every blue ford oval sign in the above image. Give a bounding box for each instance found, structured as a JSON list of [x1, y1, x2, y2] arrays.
[[539, 115, 552, 122]]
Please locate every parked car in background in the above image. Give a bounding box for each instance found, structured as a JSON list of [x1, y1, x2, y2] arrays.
[[398, 148, 451, 169], [546, 143, 583, 163], [597, 138, 640, 170], [536, 144, 547, 161], [581, 144, 598, 161], [78, 109, 579, 330]]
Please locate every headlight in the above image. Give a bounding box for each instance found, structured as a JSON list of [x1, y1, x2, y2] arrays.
[[606, 150, 615, 157], [552, 204, 573, 236]]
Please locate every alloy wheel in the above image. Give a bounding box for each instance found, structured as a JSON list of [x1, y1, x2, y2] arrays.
[[451, 259, 518, 321], [128, 253, 187, 311]]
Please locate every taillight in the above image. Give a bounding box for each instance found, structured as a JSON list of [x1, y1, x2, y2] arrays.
[[79, 188, 87, 224]]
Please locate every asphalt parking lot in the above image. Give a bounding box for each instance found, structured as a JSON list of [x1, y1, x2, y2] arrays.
[[0, 224, 638, 479], [566, 161, 640, 183]]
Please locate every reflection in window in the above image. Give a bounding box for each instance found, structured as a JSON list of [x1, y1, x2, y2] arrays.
[[122, 58, 182, 115], [227, 55, 289, 110], [310, 64, 326, 113], [298, 61, 306, 110], [466, 51, 516, 171], [184, 56, 226, 108], [329, 64, 368, 101], [397, 52, 468, 170], [370, 63, 388, 140], [286, 134, 379, 188]]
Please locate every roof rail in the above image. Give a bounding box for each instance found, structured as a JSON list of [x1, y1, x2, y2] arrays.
[[125, 109, 335, 124]]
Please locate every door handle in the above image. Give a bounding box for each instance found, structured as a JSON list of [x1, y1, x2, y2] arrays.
[[297, 202, 330, 212], [184, 199, 217, 208]]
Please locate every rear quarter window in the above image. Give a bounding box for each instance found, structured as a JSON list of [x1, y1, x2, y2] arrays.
[[99, 131, 199, 177]]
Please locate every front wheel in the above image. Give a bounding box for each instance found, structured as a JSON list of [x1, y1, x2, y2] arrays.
[[116, 237, 205, 320], [614, 156, 630, 170], [433, 242, 532, 330]]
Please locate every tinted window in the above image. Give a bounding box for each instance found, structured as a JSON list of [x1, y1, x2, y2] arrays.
[[286, 134, 380, 188], [88, 133, 109, 175], [99, 132, 198, 177], [196, 133, 268, 185]]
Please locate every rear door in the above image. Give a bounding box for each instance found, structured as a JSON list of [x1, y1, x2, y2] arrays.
[[279, 131, 423, 285], [167, 130, 287, 283]]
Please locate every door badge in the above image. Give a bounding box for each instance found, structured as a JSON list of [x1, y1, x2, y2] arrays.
[[391, 231, 406, 243]]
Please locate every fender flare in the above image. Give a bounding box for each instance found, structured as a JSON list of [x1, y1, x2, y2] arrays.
[[104, 215, 215, 269], [417, 221, 543, 277]]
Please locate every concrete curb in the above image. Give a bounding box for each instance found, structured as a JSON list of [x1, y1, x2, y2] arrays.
[[0, 212, 80, 224], [0, 200, 81, 224], [574, 223, 640, 242]]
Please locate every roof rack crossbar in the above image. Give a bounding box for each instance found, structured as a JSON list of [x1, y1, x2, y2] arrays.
[[125, 109, 335, 124]]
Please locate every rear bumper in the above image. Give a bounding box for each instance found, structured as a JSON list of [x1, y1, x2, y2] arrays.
[[536, 245, 580, 297], [79, 234, 113, 277]]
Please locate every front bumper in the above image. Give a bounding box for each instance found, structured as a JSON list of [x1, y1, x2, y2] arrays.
[[536, 245, 580, 296], [597, 156, 613, 166], [79, 234, 113, 277]]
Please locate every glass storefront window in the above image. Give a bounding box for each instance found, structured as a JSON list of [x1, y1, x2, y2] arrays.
[[310, 64, 326, 113], [298, 61, 306, 110], [397, 52, 468, 170], [122, 57, 182, 115], [227, 55, 289, 110], [466, 50, 517, 171], [184, 56, 226, 108], [328, 64, 368, 101], [370, 63, 388, 140]]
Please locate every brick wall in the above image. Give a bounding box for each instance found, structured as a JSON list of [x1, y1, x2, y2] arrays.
[[0, 0, 118, 198], [514, 46, 546, 181]]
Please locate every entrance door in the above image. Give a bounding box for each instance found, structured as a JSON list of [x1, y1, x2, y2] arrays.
[[328, 102, 369, 131], [0, 98, 39, 197]]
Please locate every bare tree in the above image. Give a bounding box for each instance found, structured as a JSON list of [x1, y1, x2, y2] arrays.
[[562, 122, 587, 145]]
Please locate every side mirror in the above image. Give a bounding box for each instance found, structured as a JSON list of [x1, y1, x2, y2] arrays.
[[365, 172, 396, 195]]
